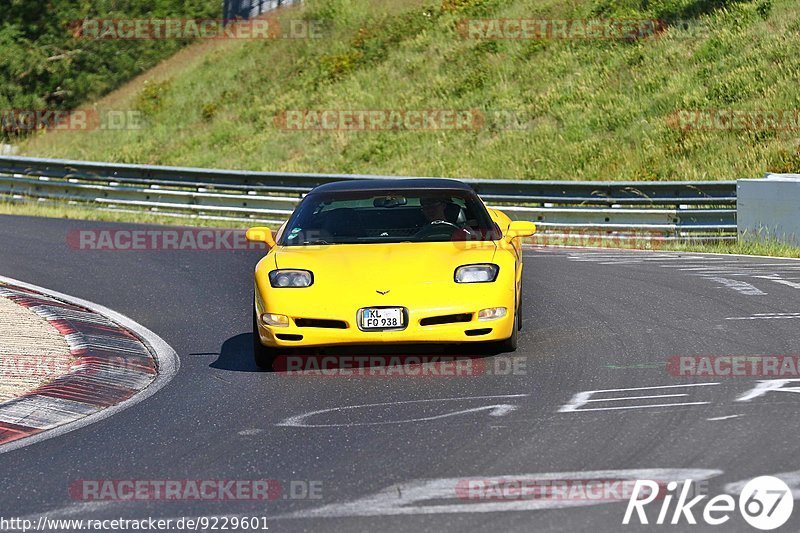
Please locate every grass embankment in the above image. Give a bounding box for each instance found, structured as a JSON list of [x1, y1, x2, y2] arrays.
[[18, 0, 800, 181], [8, 0, 800, 257], [662, 238, 800, 258]]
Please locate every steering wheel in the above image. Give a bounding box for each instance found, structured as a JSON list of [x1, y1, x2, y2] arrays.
[[414, 220, 461, 239]]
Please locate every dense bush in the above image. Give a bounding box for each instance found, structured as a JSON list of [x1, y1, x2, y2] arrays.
[[0, 0, 219, 138]]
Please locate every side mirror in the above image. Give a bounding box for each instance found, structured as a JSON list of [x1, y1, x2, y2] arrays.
[[246, 226, 276, 248], [505, 221, 537, 240]]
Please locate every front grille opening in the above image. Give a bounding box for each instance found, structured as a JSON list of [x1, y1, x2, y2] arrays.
[[465, 328, 492, 336], [276, 333, 303, 341], [420, 313, 472, 326], [294, 318, 348, 329]]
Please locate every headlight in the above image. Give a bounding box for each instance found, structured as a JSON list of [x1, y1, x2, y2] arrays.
[[261, 313, 289, 327], [454, 264, 499, 283], [269, 269, 313, 288], [478, 307, 507, 321]]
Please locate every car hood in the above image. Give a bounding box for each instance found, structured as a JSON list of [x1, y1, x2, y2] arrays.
[[273, 241, 497, 291]]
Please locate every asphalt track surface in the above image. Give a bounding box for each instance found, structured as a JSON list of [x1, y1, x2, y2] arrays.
[[1, 213, 800, 532]]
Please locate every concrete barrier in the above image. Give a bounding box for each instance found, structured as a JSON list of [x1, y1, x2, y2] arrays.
[[737, 174, 800, 245]]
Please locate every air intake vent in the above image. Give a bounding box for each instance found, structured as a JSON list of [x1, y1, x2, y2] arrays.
[[419, 313, 472, 326], [275, 334, 303, 341], [294, 318, 348, 329]]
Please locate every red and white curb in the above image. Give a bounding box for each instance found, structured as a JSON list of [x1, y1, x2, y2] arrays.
[[0, 276, 179, 454]]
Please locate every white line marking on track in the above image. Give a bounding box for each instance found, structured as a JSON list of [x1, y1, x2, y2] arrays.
[[565, 402, 710, 413], [560, 383, 719, 413], [277, 394, 529, 428], [275, 469, 723, 518], [771, 278, 800, 289], [737, 379, 800, 402], [704, 277, 766, 296], [726, 470, 800, 499], [575, 383, 720, 394], [726, 313, 800, 320], [676, 266, 760, 271], [585, 393, 688, 402], [93, 469, 724, 523], [524, 245, 800, 264], [548, 249, 800, 297], [706, 415, 741, 421], [20, 501, 121, 522]]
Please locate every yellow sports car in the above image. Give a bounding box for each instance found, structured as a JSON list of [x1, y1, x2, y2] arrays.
[[246, 178, 536, 368]]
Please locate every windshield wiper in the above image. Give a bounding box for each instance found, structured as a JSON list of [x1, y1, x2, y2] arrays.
[[302, 239, 331, 245]]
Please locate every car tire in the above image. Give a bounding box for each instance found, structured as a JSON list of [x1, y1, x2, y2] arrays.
[[253, 306, 278, 370], [497, 307, 519, 353]]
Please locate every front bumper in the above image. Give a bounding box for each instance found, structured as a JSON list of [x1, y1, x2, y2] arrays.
[[255, 299, 515, 348]]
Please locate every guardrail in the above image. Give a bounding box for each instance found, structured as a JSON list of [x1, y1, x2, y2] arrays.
[[0, 155, 737, 242]]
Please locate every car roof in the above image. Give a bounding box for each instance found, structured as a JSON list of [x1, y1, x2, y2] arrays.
[[309, 178, 473, 194]]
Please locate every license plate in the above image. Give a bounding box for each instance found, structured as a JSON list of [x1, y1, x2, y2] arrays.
[[360, 307, 404, 329]]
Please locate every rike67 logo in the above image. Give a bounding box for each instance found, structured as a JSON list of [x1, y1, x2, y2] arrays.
[[624, 476, 793, 530]]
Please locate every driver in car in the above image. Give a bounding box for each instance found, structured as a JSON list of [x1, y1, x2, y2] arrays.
[[420, 196, 453, 224]]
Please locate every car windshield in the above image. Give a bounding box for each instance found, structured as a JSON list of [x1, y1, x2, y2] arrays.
[[279, 189, 500, 245]]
